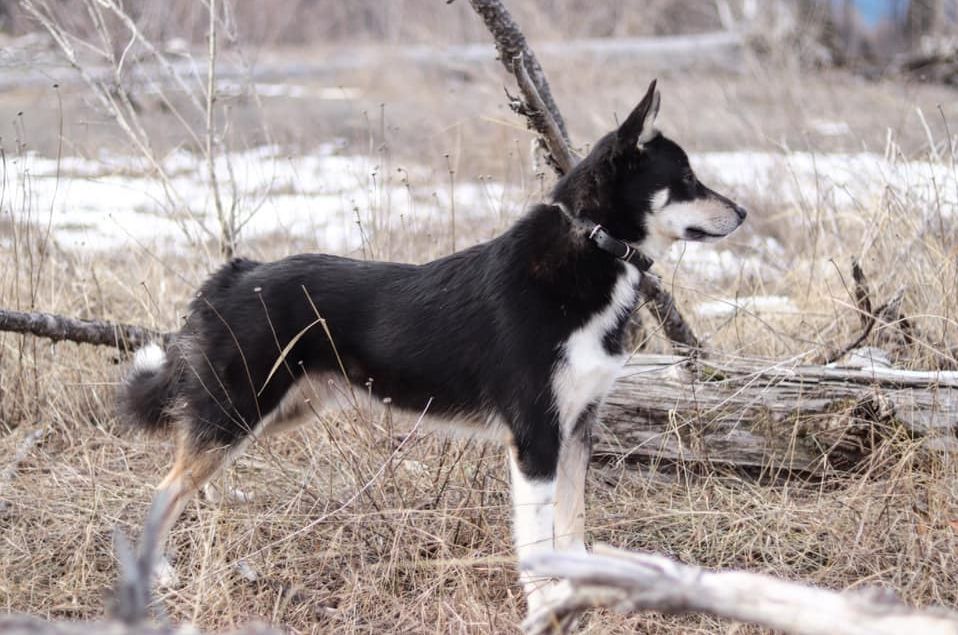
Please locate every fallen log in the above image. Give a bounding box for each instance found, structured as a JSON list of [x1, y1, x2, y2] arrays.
[[598, 354, 958, 474], [522, 544, 958, 635]]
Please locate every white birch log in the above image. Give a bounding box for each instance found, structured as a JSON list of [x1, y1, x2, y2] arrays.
[[523, 544, 958, 635]]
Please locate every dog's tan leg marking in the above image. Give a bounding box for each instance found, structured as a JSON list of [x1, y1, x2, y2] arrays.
[[152, 433, 235, 544], [554, 432, 589, 553], [148, 385, 318, 566]]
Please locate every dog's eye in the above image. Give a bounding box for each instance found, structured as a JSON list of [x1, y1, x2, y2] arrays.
[[683, 172, 696, 188]]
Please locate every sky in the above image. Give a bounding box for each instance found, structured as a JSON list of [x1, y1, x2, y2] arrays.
[[844, 0, 904, 26]]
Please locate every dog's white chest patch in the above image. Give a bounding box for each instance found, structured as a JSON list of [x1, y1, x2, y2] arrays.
[[552, 265, 639, 431]]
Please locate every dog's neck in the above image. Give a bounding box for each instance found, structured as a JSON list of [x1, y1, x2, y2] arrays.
[[551, 202, 654, 272]]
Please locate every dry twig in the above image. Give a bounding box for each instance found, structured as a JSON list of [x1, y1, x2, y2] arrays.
[[822, 260, 918, 365]]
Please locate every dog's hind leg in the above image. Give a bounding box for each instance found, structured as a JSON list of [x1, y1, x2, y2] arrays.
[[146, 431, 247, 567], [145, 380, 316, 583], [200, 389, 312, 505]]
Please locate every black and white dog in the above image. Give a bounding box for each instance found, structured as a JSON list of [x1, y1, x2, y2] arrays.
[[120, 81, 745, 614]]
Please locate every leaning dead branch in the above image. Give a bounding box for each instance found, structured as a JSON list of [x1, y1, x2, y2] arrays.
[[467, 0, 570, 144], [0, 308, 167, 352], [523, 544, 958, 635], [465, 0, 702, 353], [509, 56, 579, 174], [636, 276, 702, 353]]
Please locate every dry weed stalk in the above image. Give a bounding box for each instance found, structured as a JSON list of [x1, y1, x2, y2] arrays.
[[19, 0, 239, 258]]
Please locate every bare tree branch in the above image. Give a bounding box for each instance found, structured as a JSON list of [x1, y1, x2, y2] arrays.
[[523, 544, 958, 635], [467, 0, 570, 144], [821, 260, 915, 365], [0, 308, 168, 352]]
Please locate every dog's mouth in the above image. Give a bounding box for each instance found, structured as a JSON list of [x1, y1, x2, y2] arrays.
[[683, 226, 727, 241]]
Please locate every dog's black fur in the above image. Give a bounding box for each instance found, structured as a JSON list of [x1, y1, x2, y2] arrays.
[[126, 206, 631, 475], [120, 82, 745, 609]]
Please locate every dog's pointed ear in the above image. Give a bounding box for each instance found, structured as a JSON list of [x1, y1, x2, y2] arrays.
[[617, 80, 660, 149]]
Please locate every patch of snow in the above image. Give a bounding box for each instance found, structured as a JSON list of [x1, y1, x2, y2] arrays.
[[9, 144, 517, 253], [692, 151, 957, 218], [809, 119, 851, 137], [695, 295, 799, 318], [7, 146, 955, 288], [215, 81, 362, 100], [827, 346, 893, 370]]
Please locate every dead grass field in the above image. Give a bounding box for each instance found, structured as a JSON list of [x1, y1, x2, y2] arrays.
[[1, 16, 958, 634]]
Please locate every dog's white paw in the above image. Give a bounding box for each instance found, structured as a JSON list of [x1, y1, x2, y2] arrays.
[[523, 579, 576, 631], [202, 483, 253, 505], [153, 554, 181, 589], [523, 576, 574, 615]]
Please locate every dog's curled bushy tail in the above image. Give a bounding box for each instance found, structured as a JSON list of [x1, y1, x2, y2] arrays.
[[118, 343, 176, 434]]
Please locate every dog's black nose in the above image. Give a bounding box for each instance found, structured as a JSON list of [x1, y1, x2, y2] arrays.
[[734, 205, 748, 221]]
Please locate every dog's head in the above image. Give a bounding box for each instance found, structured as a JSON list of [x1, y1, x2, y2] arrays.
[[551, 80, 746, 262]]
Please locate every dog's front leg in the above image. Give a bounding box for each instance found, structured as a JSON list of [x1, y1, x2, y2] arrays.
[[508, 422, 565, 615], [554, 422, 592, 554]]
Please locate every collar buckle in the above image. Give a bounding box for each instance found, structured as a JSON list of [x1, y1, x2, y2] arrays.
[[552, 203, 654, 272], [587, 223, 653, 272]]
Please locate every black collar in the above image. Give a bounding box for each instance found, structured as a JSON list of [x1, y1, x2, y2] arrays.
[[584, 222, 655, 271], [554, 204, 654, 272]]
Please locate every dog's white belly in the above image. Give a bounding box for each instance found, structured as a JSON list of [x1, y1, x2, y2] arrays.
[[552, 265, 639, 432], [275, 372, 511, 443]]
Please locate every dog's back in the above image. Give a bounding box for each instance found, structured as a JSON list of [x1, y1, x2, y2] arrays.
[[119, 246, 514, 449]]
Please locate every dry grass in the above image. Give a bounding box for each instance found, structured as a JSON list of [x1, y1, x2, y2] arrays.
[[2, 8, 958, 633]]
